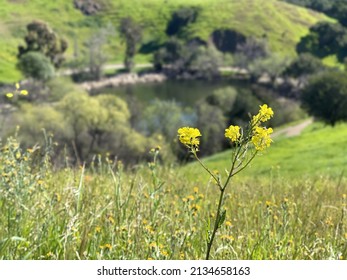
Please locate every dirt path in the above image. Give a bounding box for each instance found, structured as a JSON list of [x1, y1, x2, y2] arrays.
[[272, 119, 313, 138]]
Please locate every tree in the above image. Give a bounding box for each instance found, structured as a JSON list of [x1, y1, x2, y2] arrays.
[[284, 53, 325, 78], [233, 37, 269, 69], [248, 54, 289, 83], [296, 22, 347, 61], [138, 99, 184, 140], [283, 53, 326, 87], [301, 71, 347, 126], [17, 51, 55, 81], [211, 29, 246, 53], [119, 17, 142, 72], [153, 38, 222, 79], [166, 7, 199, 37], [85, 25, 115, 80], [18, 20, 68, 68]]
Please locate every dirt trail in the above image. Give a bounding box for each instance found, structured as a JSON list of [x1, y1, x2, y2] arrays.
[[272, 119, 313, 138]]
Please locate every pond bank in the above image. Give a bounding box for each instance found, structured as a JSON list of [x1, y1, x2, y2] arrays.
[[80, 73, 167, 91]]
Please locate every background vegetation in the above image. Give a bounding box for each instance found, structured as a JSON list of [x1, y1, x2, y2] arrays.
[[1, 0, 347, 260]]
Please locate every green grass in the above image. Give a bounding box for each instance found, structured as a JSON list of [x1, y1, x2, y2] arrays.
[[1, 121, 347, 260], [185, 121, 347, 183], [0, 0, 332, 83]]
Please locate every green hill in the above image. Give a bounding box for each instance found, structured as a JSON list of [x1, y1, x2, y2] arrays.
[[0, 0, 331, 83], [184, 121, 347, 182]]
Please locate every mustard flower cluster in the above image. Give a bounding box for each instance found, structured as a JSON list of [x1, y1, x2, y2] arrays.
[[225, 125, 241, 142], [178, 104, 274, 152], [251, 126, 273, 151], [177, 127, 201, 148], [252, 104, 274, 126], [250, 104, 274, 151], [6, 83, 28, 99]]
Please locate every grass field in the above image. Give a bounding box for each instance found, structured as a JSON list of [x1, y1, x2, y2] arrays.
[[189, 121, 347, 181], [0, 0, 331, 83], [1, 120, 346, 260]]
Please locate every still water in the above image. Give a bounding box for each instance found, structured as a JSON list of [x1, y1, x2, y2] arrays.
[[95, 78, 250, 107]]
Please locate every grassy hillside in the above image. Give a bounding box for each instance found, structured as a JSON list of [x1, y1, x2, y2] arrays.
[[184, 121, 347, 182], [1, 120, 347, 259], [0, 0, 331, 83]]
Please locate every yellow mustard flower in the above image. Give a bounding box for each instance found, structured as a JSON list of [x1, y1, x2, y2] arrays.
[[177, 127, 201, 148], [251, 126, 273, 151], [252, 104, 274, 126], [258, 104, 274, 122], [224, 125, 241, 142]]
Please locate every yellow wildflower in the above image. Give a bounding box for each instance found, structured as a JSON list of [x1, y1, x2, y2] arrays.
[[225, 221, 232, 227], [95, 226, 101, 233], [225, 125, 241, 142], [258, 104, 274, 122], [6, 93, 13, 99], [252, 104, 274, 126], [177, 127, 201, 148], [15, 83, 20, 89], [252, 127, 273, 151], [20, 90, 28, 96]]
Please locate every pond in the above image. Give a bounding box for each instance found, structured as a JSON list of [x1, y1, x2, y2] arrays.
[[94, 78, 251, 107]]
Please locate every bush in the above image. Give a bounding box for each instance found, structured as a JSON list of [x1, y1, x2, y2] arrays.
[[17, 51, 55, 82], [166, 7, 199, 37], [301, 71, 347, 126]]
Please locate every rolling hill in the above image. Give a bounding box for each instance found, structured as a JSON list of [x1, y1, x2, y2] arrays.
[[0, 0, 332, 83], [183, 121, 347, 182]]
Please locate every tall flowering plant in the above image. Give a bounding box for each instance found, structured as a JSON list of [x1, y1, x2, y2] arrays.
[[178, 104, 274, 260]]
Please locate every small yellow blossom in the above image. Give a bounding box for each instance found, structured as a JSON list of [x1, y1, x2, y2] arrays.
[[225, 125, 241, 142], [20, 90, 28, 96], [252, 127, 273, 151], [258, 104, 274, 122], [177, 127, 201, 148], [95, 226, 101, 233], [225, 221, 232, 227], [15, 83, 20, 89], [252, 104, 274, 126], [6, 93, 14, 98], [193, 187, 199, 193]]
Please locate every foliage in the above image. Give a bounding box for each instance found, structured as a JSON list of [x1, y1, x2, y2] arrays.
[[12, 91, 170, 165], [248, 54, 289, 83], [18, 20, 68, 68], [119, 17, 143, 72], [153, 38, 222, 79], [296, 22, 347, 62], [233, 37, 270, 69], [84, 24, 115, 80], [166, 6, 199, 37], [74, 0, 102, 15], [284, 0, 347, 27], [211, 29, 246, 53], [0, 0, 331, 83], [17, 51, 55, 82], [283, 53, 326, 78], [1, 115, 347, 260], [195, 102, 226, 156], [301, 71, 347, 126], [138, 99, 184, 140]]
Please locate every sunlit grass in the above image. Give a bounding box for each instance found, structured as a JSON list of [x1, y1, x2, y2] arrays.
[[0, 0, 331, 83], [1, 123, 346, 260]]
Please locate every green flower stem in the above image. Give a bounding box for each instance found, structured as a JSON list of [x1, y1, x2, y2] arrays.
[[192, 150, 220, 187], [205, 186, 225, 260]]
